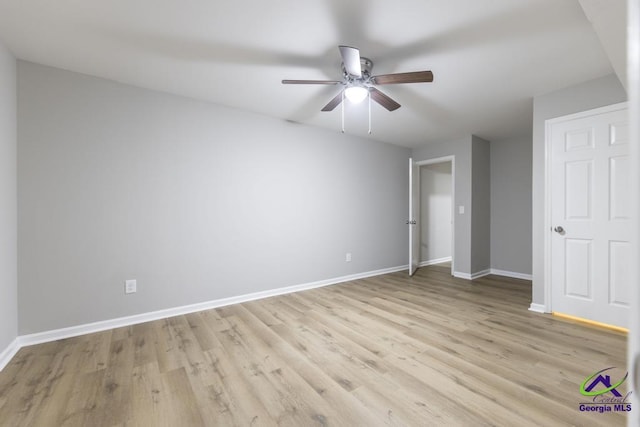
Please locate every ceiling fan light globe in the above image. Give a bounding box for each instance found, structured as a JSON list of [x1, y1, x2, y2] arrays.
[[345, 86, 369, 104]]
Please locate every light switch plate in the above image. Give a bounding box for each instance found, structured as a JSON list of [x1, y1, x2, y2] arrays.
[[125, 279, 137, 294]]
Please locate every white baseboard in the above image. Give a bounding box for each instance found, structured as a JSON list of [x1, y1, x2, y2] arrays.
[[14, 265, 407, 356], [454, 269, 491, 280], [489, 269, 533, 281], [1, 263, 535, 371], [453, 268, 533, 280], [453, 269, 532, 281], [419, 256, 452, 267], [471, 269, 492, 279], [453, 271, 471, 280], [528, 303, 547, 313], [0, 338, 20, 372]]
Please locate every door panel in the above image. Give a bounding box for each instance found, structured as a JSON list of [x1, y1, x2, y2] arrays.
[[565, 128, 593, 151], [609, 121, 628, 145], [565, 160, 593, 220], [564, 239, 592, 299], [550, 105, 629, 328], [608, 241, 630, 307], [609, 156, 630, 220]]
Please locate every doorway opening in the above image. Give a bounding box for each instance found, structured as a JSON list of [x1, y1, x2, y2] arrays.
[[409, 156, 455, 276], [420, 161, 453, 268]]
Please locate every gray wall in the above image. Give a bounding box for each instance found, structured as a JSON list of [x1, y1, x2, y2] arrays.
[[17, 61, 410, 334], [412, 137, 472, 275], [0, 43, 17, 353], [471, 136, 491, 273], [419, 162, 452, 263], [490, 134, 532, 275], [413, 135, 491, 277], [531, 74, 627, 305]]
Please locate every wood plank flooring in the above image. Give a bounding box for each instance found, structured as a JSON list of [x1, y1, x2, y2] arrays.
[[0, 264, 628, 426]]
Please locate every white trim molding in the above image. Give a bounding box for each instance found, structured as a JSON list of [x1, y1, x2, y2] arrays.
[[454, 269, 532, 281], [6, 265, 407, 367], [419, 256, 452, 267], [0, 338, 20, 372], [471, 269, 492, 279], [0, 263, 536, 371], [528, 303, 547, 313], [453, 271, 472, 280], [453, 269, 490, 280], [489, 269, 532, 281]]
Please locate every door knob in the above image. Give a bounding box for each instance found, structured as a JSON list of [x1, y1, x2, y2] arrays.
[[553, 226, 564, 233]]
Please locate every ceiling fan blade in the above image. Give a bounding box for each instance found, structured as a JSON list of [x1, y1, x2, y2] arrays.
[[321, 91, 344, 112], [339, 45, 362, 78], [370, 88, 401, 111], [371, 71, 434, 85], [282, 79, 342, 85]]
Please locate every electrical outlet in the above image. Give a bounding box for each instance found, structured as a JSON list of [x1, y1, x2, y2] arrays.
[[346, 253, 352, 262], [125, 279, 137, 294]]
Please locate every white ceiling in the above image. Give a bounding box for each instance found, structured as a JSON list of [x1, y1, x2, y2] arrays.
[[578, 0, 627, 90], [0, 0, 622, 148]]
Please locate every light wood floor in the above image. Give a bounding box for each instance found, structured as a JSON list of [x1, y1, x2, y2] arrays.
[[0, 264, 628, 426]]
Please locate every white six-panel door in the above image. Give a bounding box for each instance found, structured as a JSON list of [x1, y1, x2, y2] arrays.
[[549, 103, 630, 328]]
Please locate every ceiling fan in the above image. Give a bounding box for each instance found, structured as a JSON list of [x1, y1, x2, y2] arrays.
[[282, 45, 434, 113]]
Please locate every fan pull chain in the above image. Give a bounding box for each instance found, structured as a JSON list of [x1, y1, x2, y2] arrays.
[[368, 91, 372, 134], [341, 91, 345, 133]]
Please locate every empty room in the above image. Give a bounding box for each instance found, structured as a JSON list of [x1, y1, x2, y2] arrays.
[[1, 1, 639, 426]]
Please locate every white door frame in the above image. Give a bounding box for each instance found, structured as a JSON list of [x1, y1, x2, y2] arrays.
[[542, 102, 629, 313], [415, 155, 456, 276], [628, 0, 640, 423]]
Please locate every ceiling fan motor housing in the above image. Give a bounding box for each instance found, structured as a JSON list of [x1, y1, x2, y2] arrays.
[[342, 57, 373, 81]]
